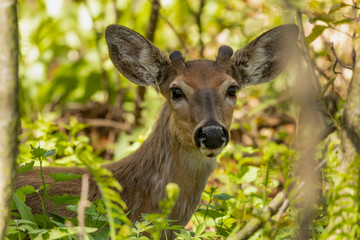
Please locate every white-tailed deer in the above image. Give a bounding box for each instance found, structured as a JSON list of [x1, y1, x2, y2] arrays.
[[16, 24, 298, 237]]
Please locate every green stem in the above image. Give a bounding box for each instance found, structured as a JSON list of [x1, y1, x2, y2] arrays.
[[39, 157, 47, 229], [203, 190, 215, 222], [263, 157, 271, 203]]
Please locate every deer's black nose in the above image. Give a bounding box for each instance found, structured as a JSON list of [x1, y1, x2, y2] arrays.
[[194, 122, 229, 149]]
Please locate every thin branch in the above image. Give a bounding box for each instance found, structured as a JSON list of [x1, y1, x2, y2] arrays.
[[330, 42, 353, 70], [196, 0, 206, 57], [237, 192, 286, 240], [81, 118, 131, 131], [78, 173, 90, 240], [112, 0, 120, 23], [159, 14, 189, 54], [146, 0, 160, 42]]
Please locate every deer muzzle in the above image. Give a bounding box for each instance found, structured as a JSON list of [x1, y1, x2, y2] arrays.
[[194, 121, 229, 157]]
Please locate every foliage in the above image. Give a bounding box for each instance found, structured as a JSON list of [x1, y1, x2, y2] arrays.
[[7, 0, 360, 239]]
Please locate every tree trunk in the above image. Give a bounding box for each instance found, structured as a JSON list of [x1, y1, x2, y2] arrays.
[[324, 48, 360, 238], [0, 0, 19, 238], [341, 60, 360, 167]]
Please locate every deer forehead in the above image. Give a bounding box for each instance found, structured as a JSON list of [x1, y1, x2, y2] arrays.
[[169, 60, 237, 91]]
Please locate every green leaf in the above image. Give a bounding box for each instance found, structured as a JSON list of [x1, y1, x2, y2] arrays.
[[48, 172, 82, 182], [43, 149, 56, 157], [197, 209, 225, 220], [214, 193, 233, 201], [305, 25, 326, 46], [12, 193, 39, 229], [30, 227, 97, 240], [231, 165, 259, 184], [30, 145, 47, 159], [17, 161, 35, 174], [329, 3, 351, 13], [235, 145, 259, 154], [49, 194, 80, 208], [17, 185, 36, 195], [178, 229, 192, 240], [195, 222, 206, 236], [16, 185, 37, 202], [65, 205, 78, 213]]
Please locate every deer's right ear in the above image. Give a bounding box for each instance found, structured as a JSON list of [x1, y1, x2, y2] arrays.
[[105, 24, 170, 87]]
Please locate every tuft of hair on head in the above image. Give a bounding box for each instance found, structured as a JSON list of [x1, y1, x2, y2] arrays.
[[216, 45, 233, 69], [170, 50, 186, 72]]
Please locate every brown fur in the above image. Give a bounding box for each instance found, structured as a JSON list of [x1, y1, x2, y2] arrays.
[[16, 24, 298, 239]]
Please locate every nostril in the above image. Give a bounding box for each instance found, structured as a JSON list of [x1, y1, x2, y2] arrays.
[[195, 125, 229, 149]]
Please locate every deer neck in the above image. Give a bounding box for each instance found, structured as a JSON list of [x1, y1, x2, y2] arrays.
[[110, 104, 216, 223]]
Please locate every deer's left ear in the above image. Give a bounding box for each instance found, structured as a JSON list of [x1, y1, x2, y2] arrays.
[[228, 24, 299, 86]]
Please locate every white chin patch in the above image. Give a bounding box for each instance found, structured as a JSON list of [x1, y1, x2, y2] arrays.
[[199, 147, 223, 158]]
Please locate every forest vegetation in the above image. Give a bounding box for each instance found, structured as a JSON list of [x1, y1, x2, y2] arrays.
[[1, 0, 360, 239]]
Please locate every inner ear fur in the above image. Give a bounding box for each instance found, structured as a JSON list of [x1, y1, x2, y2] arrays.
[[105, 24, 170, 87], [228, 24, 299, 86]]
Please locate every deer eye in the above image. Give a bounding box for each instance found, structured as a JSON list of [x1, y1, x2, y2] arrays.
[[170, 87, 183, 99], [227, 86, 239, 97]]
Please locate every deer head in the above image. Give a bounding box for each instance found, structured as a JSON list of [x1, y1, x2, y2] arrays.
[[105, 24, 298, 158]]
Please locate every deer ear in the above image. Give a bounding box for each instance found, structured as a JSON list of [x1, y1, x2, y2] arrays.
[[228, 24, 299, 86], [105, 24, 170, 86]]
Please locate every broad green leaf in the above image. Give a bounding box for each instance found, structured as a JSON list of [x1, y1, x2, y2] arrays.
[[195, 222, 206, 236], [17, 185, 36, 196], [48, 172, 82, 182], [43, 149, 56, 157], [17, 161, 35, 174], [30, 227, 97, 240], [305, 25, 326, 46], [30, 145, 47, 159], [49, 194, 80, 208], [16, 185, 37, 202], [12, 193, 39, 229], [235, 145, 259, 154], [65, 205, 78, 213], [232, 165, 259, 184], [329, 3, 351, 13], [197, 209, 225, 220], [178, 229, 192, 240], [214, 193, 233, 201]]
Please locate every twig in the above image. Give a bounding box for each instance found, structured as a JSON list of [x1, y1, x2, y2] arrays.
[[112, 0, 120, 23], [159, 14, 189, 54], [196, 0, 206, 57], [330, 42, 353, 70], [353, 0, 359, 22], [81, 118, 131, 131], [78, 173, 90, 240], [237, 192, 286, 240], [146, 0, 160, 42]]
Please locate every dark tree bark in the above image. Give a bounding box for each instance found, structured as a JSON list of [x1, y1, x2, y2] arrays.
[[0, 0, 19, 238], [325, 29, 359, 238], [341, 60, 360, 166]]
